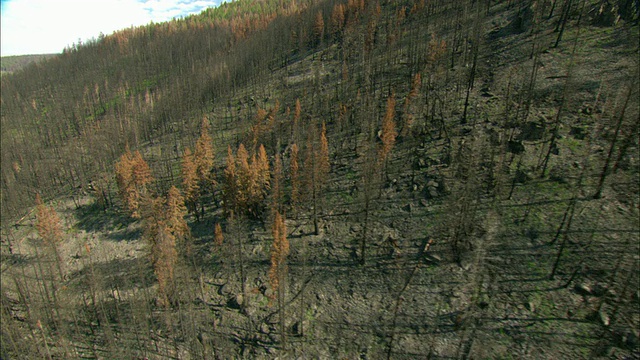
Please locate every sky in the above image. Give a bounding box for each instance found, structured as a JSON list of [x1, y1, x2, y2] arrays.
[[1, 0, 221, 56]]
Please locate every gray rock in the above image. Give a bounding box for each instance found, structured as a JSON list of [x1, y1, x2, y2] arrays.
[[425, 253, 441, 264], [220, 283, 231, 295], [599, 310, 610, 326], [525, 302, 535, 312], [461, 260, 472, 271], [574, 283, 592, 296], [252, 244, 264, 256], [260, 322, 270, 334], [265, 288, 274, 299]]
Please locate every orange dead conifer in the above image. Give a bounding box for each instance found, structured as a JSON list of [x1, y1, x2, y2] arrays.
[[235, 143, 252, 210], [252, 107, 268, 150], [115, 146, 153, 218], [251, 102, 279, 150], [239, 143, 265, 214], [154, 225, 178, 308], [35, 194, 65, 280], [292, 99, 302, 142], [318, 122, 330, 184], [194, 117, 215, 191], [223, 143, 272, 216], [256, 144, 271, 198], [267, 100, 280, 128], [330, 3, 346, 37], [166, 186, 191, 254], [142, 196, 166, 256], [378, 93, 397, 164], [409, 72, 422, 99], [427, 33, 447, 64], [269, 211, 289, 296], [223, 145, 237, 213], [141, 195, 175, 307], [132, 150, 153, 187], [214, 223, 224, 246], [35, 194, 64, 248], [142, 188, 188, 307], [314, 11, 325, 43], [294, 99, 301, 126], [130, 150, 154, 218]]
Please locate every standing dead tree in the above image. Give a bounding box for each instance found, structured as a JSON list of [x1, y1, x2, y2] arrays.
[[269, 211, 289, 349], [34, 194, 65, 282], [115, 146, 154, 218]]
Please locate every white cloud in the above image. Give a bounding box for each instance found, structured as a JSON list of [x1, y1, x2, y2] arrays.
[[1, 0, 219, 56]]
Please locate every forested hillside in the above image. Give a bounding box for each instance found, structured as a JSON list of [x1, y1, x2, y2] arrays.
[[1, 0, 639, 358], [0, 54, 57, 75]]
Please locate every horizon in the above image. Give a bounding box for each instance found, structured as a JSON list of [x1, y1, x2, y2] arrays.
[[0, 0, 221, 57]]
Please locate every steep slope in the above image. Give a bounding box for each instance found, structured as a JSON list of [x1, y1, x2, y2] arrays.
[[1, 0, 639, 359]]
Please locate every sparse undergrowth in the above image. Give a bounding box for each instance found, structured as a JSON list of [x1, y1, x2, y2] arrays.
[[1, 0, 639, 359]]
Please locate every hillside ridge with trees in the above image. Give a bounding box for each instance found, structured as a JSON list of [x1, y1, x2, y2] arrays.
[[1, 0, 638, 358]]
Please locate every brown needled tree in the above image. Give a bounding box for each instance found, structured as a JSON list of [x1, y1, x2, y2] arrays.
[[223, 145, 237, 215], [256, 144, 271, 204], [142, 186, 190, 307], [223, 143, 271, 217], [35, 194, 65, 281], [291, 99, 302, 144], [330, 3, 346, 40], [214, 223, 224, 247], [181, 147, 199, 218], [194, 117, 215, 218], [154, 225, 178, 308], [319, 122, 330, 184], [115, 147, 154, 218], [165, 186, 191, 256], [235, 143, 252, 212], [314, 11, 325, 46], [142, 196, 173, 307]]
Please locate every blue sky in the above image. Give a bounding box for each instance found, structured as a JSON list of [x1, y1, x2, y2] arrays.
[[1, 0, 221, 56]]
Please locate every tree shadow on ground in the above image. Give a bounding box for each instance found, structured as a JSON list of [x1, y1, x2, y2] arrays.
[[0, 252, 33, 268], [67, 256, 155, 292], [74, 202, 134, 235]]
